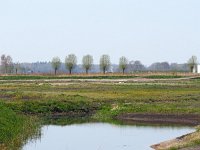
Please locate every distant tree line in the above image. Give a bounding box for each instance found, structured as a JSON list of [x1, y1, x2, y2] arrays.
[[0, 54, 197, 75]]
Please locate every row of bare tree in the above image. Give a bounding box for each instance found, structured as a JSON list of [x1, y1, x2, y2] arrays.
[[51, 54, 199, 75], [51, 54, 129, 75], [0, 54, 198, 74]]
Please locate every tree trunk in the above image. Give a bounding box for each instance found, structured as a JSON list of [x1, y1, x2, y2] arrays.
[[16, 69, 18, 74], [123, 68, 125, 74], [69, 69, 72, 74], [191, 66, 194, 73], [86, 69, 88, 74], [55, 69, 57, 75], [5, 66, 7, 74]]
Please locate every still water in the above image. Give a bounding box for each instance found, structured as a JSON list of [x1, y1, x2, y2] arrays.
[[23, 123, 194, 150]]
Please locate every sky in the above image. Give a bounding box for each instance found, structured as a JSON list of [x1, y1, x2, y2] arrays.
[[0, 0, 200, 65]]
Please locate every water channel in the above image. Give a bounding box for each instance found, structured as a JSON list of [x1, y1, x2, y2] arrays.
[[23, 122, 194, 150]]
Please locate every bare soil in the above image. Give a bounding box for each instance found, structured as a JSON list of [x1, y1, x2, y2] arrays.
[[151, 131, 200, 150], [0, 76, 199, 84], [116, 113, 200, 126]]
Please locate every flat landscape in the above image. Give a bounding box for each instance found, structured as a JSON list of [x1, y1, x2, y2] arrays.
[[1, 74, 200, 150]]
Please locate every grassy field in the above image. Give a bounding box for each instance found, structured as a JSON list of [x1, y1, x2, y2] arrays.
[[1, 79, 200, 115], [0, 102, 40, 150], [1, 75, 200, 149]]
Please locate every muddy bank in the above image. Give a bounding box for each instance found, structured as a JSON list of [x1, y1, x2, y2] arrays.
[[116, 113, 200, 126], [151, 132, 193, 150], [151, 131, 200, 150], [117, 113, 200, 149]]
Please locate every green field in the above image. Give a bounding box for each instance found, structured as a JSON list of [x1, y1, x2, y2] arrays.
[[0, 73, 191, 80], [1, 76, 200, 149], [2, 79, 200, 115]]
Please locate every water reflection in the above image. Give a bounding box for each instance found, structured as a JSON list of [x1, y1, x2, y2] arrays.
[[23, 122, 194, 150]]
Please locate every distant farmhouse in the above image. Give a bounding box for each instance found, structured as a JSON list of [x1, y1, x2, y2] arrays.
[[192, 64, 200, 73]]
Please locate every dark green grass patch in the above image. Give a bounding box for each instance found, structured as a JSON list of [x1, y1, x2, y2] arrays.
[[144, 75, 184, 79], [0, 102, 40, 149], [0, 75, 138, 80], [6, 97, 100, 115]]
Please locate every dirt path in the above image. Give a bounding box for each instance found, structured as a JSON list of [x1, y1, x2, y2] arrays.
[[0, 76, 199, 84], [151, 132, 200, 150]]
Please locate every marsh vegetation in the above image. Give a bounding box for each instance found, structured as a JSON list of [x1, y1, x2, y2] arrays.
[[1, 74, 200, 149]]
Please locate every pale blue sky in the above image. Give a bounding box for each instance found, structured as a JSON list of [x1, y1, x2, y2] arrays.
[[0, 0, 200, 65]]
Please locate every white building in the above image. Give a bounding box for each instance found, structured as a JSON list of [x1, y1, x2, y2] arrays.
[[193, 64, 200, 73]]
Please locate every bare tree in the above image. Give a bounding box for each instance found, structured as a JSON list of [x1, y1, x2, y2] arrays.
[[14, 62, 21, 74], [82, 55, 93, 74], [100, 54, 110, 74], [5, 55, 13, 73], [1, 54, 6, 73], [1, 54, 13, 74], [65, 54, 77, 74], [119, 56, 128, 74], [188, 56, 198, 73], [51, 57, 61, 75]]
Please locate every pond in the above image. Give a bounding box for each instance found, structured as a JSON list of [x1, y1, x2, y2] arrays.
[[23, 122, 194, 150]]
